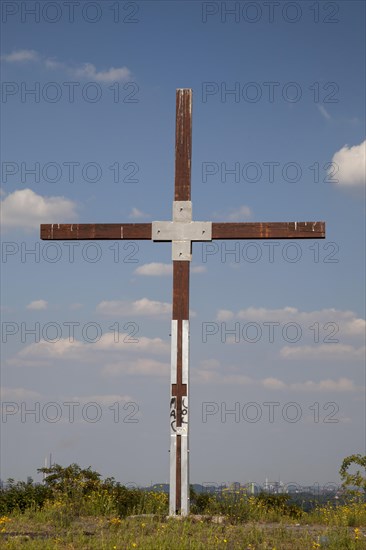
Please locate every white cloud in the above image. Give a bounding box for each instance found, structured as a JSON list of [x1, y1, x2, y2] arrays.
[[289, 377, 358, 392], [343, 318, 366, 336], [261, 377, 287, 390], [191, 265, 207, 274], [199, 358, 221, 370], [96, 297, 171, 317], [195, 370, 254, 384], [26, 300, 48, 310], [2, 50, 132, 83], [1, 189, 77, 231], [73, 62, 131, 82], [44, 58, 64, 70], [134, 263, 206, 276], [280, 344, 365, 360], [216, 309, 235, 321], [94, 333, 169, 354], [236, 306, 298, 321], [103, 358, 169, 377], [217, 306, 365, 342], [0, 387, 42, 400], [71, 394, 135, 406], [194, 361, 361, 392], [228, 205, 252, 221], [317, 105, 331, 120], [10, 332, 169, 367], [69, 303, 83, 310], [260, 376, 359, 392], [329, 140, 366, 186], [129, 207, 148, 220], [135, 263, 172, 276], [1, 49, 39, 62]]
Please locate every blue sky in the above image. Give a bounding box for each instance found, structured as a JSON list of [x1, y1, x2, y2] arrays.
[[1, 1, 365, 488]]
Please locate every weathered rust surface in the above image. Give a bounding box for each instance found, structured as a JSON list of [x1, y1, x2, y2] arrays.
[[174, 89, 192, 201], [40, 223, 152, 240], [212, 222, 325, 239], [172, 261, 190, 320]]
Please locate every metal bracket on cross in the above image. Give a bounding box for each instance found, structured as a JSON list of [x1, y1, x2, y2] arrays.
[[152, 201, 212, 261]]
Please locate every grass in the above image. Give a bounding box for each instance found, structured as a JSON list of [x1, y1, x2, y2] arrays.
[[1, 465, 365, 548], [0, 513, 365, 549], [0, 500, 365, 549]]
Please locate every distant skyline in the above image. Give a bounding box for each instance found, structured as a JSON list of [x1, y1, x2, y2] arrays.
[[1, 0, 365, 486]]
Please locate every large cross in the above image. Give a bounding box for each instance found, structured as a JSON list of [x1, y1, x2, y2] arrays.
[[40, 89, 325, 516]]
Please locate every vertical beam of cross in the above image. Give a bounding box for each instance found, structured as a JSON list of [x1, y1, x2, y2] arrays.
[[169, 89, 192, 516]]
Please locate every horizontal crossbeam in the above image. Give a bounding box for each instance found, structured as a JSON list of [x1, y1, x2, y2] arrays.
[[212, 222, 325, 239], [41, 221, 325, 241], [40, 223, 152, 240]]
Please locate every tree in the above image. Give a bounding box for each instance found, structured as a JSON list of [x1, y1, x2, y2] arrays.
[[339, 454, 366, 494], [37, 463, 102, 496]]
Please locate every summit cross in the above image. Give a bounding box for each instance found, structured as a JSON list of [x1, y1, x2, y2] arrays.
[[41, 88, 326, 516]]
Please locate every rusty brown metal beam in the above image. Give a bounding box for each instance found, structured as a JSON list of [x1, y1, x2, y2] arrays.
[[174, 89, 192, 201], [40, 223, 152, 240], [212, 222, 325, 240]]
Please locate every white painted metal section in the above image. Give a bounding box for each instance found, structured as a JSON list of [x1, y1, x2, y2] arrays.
[[172, 240, 192, 261], [152, 221, 212, 241], [181, 320, 190, 515], [169, 433, 176, 515], [169, 319, 178, 516], [180, 430, 189, 515], [173, 201, 192, 222], [170, 320, 178, 385], [182, 320, 189, 385], [153, 201, 212, 262]]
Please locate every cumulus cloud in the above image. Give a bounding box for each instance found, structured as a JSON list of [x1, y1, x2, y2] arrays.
[[10, 332, 169, 367], [262, 377, 287, 390], [194, 361, 361, 392], [228, 205, 252, 221], [70, 394, 135, 406], [259, 376, 358, 392], [329, 140, 366, 186], [0, 387, 42, 400], [26, 300, 48, 310], [1, 49, 39, 62], [216, 309, 235, 321], [96, 297, 171, 317], [216, 306, 365, 341], [317, 105, 331, 120], [128, 207, 148, 220], [134, 263, 206, 276], [1, 189, 77, 231], [135, 262, 206, 277], [73, 62, 131, 82], [2, 49, 132, 83], [280, 344, 365, 360], [102, 358, 169, 377], [135, 263, 172, 276], [191, 265, 207, 274]]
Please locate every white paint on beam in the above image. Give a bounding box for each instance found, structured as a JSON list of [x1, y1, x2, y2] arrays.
[[169, 434, 176, 515], [152, 221, 212, 241], [182, 320, 189, 385], [170, 320, 177, 385], [180, 432, 189, 516]]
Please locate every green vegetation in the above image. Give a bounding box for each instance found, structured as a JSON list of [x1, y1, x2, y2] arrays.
[[340, 455, 366, 495], [0, 462, 365, 548]]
